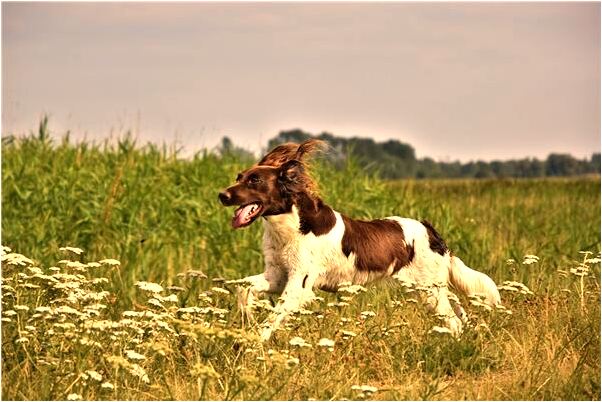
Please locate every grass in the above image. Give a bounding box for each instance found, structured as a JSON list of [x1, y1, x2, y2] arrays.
[[1, 130, 600, 400]]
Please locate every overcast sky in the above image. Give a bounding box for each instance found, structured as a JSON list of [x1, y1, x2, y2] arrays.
[[2, 1, 600, 162]]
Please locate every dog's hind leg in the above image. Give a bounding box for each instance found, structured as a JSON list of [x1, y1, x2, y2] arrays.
[[393, 268, 463, 336], [425, 285, 464, 336]]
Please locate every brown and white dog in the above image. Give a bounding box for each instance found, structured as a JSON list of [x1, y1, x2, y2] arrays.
[[218, 139, 500, 340]]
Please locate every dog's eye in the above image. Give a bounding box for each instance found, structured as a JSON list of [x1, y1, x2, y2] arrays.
[[248, 175, 261, 184]]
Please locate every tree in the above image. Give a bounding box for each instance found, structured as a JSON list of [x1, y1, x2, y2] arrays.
[[546, 153, 579, 176]]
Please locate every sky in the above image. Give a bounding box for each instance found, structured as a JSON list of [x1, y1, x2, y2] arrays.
[[2, 1, 600, 162]]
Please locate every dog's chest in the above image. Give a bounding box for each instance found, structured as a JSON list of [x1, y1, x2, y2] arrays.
[[263, 209, 356, 283]]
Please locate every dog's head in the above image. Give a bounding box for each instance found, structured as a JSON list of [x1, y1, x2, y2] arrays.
[[218, 139, 325, 229]]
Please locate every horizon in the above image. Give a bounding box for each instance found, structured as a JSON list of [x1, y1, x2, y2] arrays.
[[2, 2, 600, 163], [4, 116, 599, 166]]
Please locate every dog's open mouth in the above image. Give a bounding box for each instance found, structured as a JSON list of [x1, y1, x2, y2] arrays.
[[232, 202, 264, 229]]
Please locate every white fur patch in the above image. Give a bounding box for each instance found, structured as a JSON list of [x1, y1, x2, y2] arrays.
[[240, 209, 500, 340]]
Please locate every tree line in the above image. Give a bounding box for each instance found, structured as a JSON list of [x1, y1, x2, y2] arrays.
[[241, 129, 599, 179]]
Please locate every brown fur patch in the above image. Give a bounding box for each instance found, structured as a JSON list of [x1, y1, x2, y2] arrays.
[[294, 193, 336, 236], [341, 217, 414, 272], [421, 220, 448, 256], [258, 139, 327, 167]]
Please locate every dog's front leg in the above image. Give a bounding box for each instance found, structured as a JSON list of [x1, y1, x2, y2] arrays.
[[260, 272, 315, 341], [236, 271, 285, 313]]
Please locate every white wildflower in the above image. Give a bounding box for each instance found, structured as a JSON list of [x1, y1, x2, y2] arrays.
[[522, 254, 540, 265], [429, 326, 453, 335], [360, 310, 376, 319], [177, 307, 202, 314], [27, 266, 43, 275], [125, 349, 146, 361], [495, 304, 513, 315], [3, 310, 17, 317], [147, 298, 164, 309], [338, 284, 367, 294], [570, 266, 589, 277], [211, 286, 231, 295], [1, 284, 16, 293], [469, 295, 492, 311], [66, 261, 87, 271], [179, 270, 207, 279], [289, 336, 312, 348], [327, 302, 349, 307], [135, 281, 164, 293], [122, 310, 143, 318], [352, 385, 378, 395], [101, 382, 114, 390], [53, 323, 76, 330], [79, 338, 102, 348], [55, 305, 81, 315], [85, 370, 102, 382], [59, 246, 84, 255], [67, 393, 82, 401], [13, 305, 29, 312], [340, 330, 357, 338], [154, 293, 178, 303], [318, 338, 335, 351], [498, 280, 534, 295], [1, 252, 34, 266], [99, 259, 121, 266]]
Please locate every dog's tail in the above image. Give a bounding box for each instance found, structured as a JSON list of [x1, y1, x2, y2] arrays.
[[448, 255, 501, 306]]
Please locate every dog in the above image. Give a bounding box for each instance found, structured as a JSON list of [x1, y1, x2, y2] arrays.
[[218, 139, 501, 341]]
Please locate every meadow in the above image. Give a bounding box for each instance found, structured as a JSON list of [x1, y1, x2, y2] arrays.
[[1, 128, 600, 400]]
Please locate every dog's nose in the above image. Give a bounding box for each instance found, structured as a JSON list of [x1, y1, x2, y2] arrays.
[[218, 191, 232, 205]]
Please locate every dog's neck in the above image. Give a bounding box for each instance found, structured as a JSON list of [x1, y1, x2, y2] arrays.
[[264, 192, 337, 238], [264, 204, 303, 244]]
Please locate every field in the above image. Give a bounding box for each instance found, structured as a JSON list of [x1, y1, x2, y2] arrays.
[[1, 131, 600, 400]]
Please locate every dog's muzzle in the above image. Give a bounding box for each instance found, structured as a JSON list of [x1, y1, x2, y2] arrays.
[[218, 190, 233, 206]]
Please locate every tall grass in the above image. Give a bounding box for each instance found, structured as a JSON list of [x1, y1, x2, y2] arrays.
[[1, 130, 600, 400]]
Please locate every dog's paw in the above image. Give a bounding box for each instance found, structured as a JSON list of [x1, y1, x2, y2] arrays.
[[447, 316, 464, 338], [260, 326, 274, 342]]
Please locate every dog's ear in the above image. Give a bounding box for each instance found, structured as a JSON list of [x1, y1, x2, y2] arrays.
[[258, 139, 327, 167], [278, 159, 305, 192], [295, 139, 327, 161]]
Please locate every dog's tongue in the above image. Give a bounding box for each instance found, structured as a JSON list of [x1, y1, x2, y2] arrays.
[[232, 203, 260, 228]]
